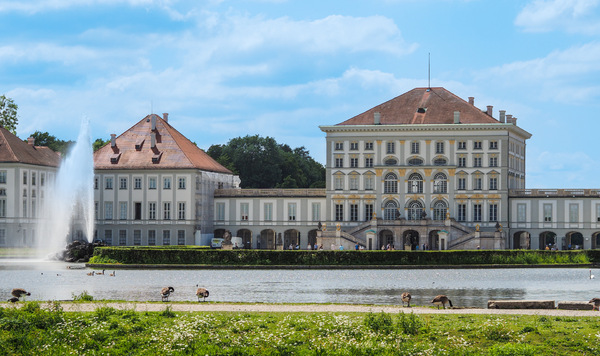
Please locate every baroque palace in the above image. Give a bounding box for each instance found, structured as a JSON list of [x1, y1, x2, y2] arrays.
[[1, 87, 600, 250]]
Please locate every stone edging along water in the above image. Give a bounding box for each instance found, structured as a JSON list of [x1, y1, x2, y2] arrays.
[[85, 263, 598, 269]]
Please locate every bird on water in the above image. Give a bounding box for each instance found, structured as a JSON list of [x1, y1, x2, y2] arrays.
[[196, 285, 210, 302], [11, 288, 31, 299], [401, 292, 412, 307], [161, 287, 175, 302], [431, 295, 453, 309]]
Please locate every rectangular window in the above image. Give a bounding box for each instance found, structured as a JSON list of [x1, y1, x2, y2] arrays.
[[596, 204, 600, 222], [458, 177, 466, 190], [288, 202, 297, 221], [473, 157, 482, 167], [134, 203, 141, 220], [149, 202, 156, 220], [489, 204, 498, 222], [489, 177, 498, 190], [311, 202, 320, 221], [31, 172, 36, 186], [134, 230, 141, 245], [517, 203, 526, 223], [334, 176, 344, 190], [457, 204, 466, 221], [105, 177, 113, 190], [0, 229, 5, 245], [335, 142, 343, 150], [0, 199, 6, 217], [104, 202, 113, 220], [94, 202, 98, 220], [474, 177, 482, 190], [134, 177, 142, 189], [216, 202, 225, 221], [335, 204, 344, 221], [264, 203, 272, 221], [41, 173, 45, 186], [387, 142, 395, 154], [349, 175, 359, 190], [104, 230, 113, 246], [350, 204, 358, 221], [489, 141, 498, 149], [411, 141, 419, 154], [0, 188, 5, 196], [365, 157, 373, 168], [569, 203, 579, 223], [350, 158, 358, 168], [178, 202, 186, 220], [178, 177, 186, 189], [119, 202, 127, 220], [149, 177, 157, 190], [163, 230, 170, 245], [350, 142, 358, 150], [335, 158, 343, 168], [364, 175, 374, 190], [0, 171, 6, 184], [119, 230, 127, 246], [474, 141, 482, 149], [473, 204, 482, 222], [489, 157, 498, 167], [163, 202, 171, 220], [23, 172, 27, 185], [458, 157, 466, 167], [544, 204, 552, 222], [458, 141, 466, 150], [177, 230, 185, 245], [365, 204, 373, 221], [148, 230, 156, 245], [94, 177, 99, 189], [436, 142, 444, 154], [365, 142, 373, 150], [240, 203, 249, 221], [119, 177, 127, 190], [164, 177, 171, 189]]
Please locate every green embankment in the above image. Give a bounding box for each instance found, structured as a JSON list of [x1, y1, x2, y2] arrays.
[[0, 302, 598, 355], [89, 247, 599, 266]]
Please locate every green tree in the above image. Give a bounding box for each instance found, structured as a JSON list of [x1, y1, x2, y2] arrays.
[[207, 135, 325, 189], [29, 131, 74, 155], [0, 95, 18, 134], [93, 138, 110, 152]]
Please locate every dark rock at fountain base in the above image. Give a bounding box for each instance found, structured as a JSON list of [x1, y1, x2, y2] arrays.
[[60, 240, 104, 263]]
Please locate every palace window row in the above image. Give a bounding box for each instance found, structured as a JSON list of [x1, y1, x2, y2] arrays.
[[101, 201, 186, 221], [97, 176, 187, 191]]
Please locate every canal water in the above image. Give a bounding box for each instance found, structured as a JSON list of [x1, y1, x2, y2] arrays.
[[1, 260, 598, 308]]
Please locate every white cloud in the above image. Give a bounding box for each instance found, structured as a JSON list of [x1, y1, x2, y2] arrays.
[[515, 0, 600, 34]]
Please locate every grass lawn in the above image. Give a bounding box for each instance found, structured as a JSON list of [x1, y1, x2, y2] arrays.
[[1, 301, 599, 355]]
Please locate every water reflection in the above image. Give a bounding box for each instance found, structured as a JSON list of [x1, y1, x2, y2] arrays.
[[0, 260, 597, 308]]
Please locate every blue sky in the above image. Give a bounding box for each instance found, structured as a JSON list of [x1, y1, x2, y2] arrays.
[[1, 0, 599, 189]]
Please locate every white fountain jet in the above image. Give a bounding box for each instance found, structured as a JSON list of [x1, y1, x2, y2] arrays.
[[37, 119, 95, 258]]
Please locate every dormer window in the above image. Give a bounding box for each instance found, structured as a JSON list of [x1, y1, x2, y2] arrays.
[[110, 153, 121, 164], [152, 151, 163, 164]]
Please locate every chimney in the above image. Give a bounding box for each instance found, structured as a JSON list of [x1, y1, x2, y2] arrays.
[[506, 114, 513, 124], [486, 105, 493, 117], [151, 132, 156, 148], [27, 137, 35, 146], [453, 111, 460, 124], [110, 134, 116, 147], [151, 115, 156, 131], [512, 117, 518, 126], [468, 97, 474, 105], [163, 113, 169, 122], [499, 110, 506, 123], [374, 112, 381, 125]]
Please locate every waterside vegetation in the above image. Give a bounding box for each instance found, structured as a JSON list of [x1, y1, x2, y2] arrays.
[[1, 301, 599, 355], [89, 247, 597, 267]]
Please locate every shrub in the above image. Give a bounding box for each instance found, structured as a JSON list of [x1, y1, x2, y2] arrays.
[[397, 312, 423, 335], [364, 311, 394, 333], [160, 306, 176, 318], [72, 290, 94, 302]]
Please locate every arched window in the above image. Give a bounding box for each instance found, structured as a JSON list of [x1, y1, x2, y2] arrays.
[[433, 172, 447, 194], [408, 158, 423, 166], [407, 200, 424, 220], [384, 158, 397, 166], [384, 173, 398, 194], [433, 200, 447, 221], [408, 173, 423, 193], [384, 200, 398, 220], [433, 157, 447, 166]]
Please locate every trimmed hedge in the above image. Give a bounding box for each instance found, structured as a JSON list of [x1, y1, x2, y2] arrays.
[[90, 247, 596, 266]]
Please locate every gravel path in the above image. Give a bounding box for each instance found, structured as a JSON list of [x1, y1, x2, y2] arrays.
[[7, 302, 598, 317]]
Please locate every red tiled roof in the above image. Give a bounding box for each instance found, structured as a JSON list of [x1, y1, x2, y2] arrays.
[[0, 126, 60, 167], [94, 114, 233, 174], [337, 87, 500, 126]]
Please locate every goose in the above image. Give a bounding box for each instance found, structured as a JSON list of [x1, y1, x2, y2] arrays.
[[87, 271, 95, 276], [196, 286, 209, 302], [589, 298, 600, 311], [401, 292, 412, 307], [96, 270, 105, 276], [161, 286, 175, 302], [109, 271, 116, 277], [431, 295, 453, 309], [11, 288, 31, 299], [8, 297, 19, 303]]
